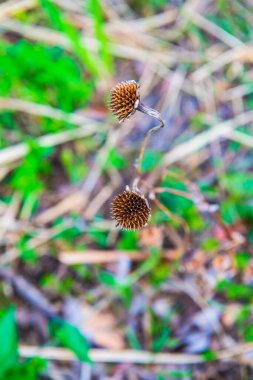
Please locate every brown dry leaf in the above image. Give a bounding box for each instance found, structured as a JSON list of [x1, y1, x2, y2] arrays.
[[82, 304, 125, 350], [64, 299, 125, 349], [139, 225, 163, 248]]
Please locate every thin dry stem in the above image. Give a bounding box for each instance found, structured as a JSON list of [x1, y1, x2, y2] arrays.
[[154, 187, 194, 201], [19, 343, 253, 365], [152, 195, 190, 244], [137, 104, 165, 175]]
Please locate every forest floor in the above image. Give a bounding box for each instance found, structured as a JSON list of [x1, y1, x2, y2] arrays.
[[0, 0, 253, 379]]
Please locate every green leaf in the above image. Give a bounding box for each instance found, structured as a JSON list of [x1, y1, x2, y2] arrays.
[[50, 318, 91, 362], [11, 140, 52, 198], [117, 230, 139, 250], [0, 307, 18, 377], [107, 148, 127, 169], [201, 237, 220, 252], [243, 325, 253, 342], [88, 225, 109, 248], [126, 327, 142, 350], [217, 280, 253, 301], [235, 251, 251, 271], [4, 358, 47, 380], [40, 0, 99, 76], [98, 272, 118, 288], [220, 200, 239, 224], [202, 350, 217, 361], [86, 0, 114, 73], [222, 172, 253, 198], [141, 150, 163, 173]]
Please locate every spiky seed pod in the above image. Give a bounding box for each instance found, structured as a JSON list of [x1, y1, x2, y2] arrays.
[[109, 80, 140, 123], [111, 187, 151, 230]]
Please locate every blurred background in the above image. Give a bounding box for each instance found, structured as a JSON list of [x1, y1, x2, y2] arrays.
[[0, 0, 253, 379]]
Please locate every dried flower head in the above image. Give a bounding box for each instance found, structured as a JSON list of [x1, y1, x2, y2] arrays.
[[109, 80, 140, 123], [111, 186, 151, 230]]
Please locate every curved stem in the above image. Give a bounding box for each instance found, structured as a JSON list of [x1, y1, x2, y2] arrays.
[[136, 102, 165, 175]]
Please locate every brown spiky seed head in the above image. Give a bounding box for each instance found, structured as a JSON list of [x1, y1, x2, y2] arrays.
[[111, 187, 151, 230], [109, 80, 140, 123]]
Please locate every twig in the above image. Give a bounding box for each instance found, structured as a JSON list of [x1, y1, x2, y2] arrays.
[[35, 191, 87, 225], [191, 46, 248, 82], [227, 130, 253, 148], [107, 9, 177, 32], [0, 126, 99, 167], [19, 343, 253, 364], [137, 118, 165, 175], [59, 249, 182, 265], [154, 187, 193, 201], [183, 10, 244, 48], [0, 0, 37, 22], [0, 268, 56, 318], [0, 97, 99, 126], [83, 184, 115, 220]]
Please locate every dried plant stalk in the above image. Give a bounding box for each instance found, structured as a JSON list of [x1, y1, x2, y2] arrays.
[[108, 80, 165, 175]]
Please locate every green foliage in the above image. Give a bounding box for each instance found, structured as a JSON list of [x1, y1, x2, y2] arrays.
[[61, 147, 88, 184], [155, 172, 205, 231], [127, 248, 161, 286], [107, 148, 127, 170], [117, 230, 139, 250], [40, 0, 99, 76], [190, 113, 208, 132], [243, 325, 253, 342], [50, 318, 91, 362], [126, 326, 142, 350], [17, 234, 38, 263], [52, 215, 84, 242], [86, 0, 114, 73], [158, 369, 193, 379], [150, 310, 177, 352], [209, 8, 251, 41], [220, 171, 253, 228], [202, 350, 218, 361], [236, 306, 253, 342], [0, 40, 93, 115], [5, 358, 47, 380], [41, 273, 74, 294], [217, 279, 253, 301], [11, 141, 52, 201], [201, 237, 220, 252], [0, 307, 18, 378], [141, 150, 163, 173], [0, 308, 47, 379], [235, 251, 251, 271], [98, 272, 133, 306], [222, 171, 253, 198], [88, 224, 109, 248], [99, 235, 159, 293], [130, 0, 169, 13], [150, 262, 170, 287]]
